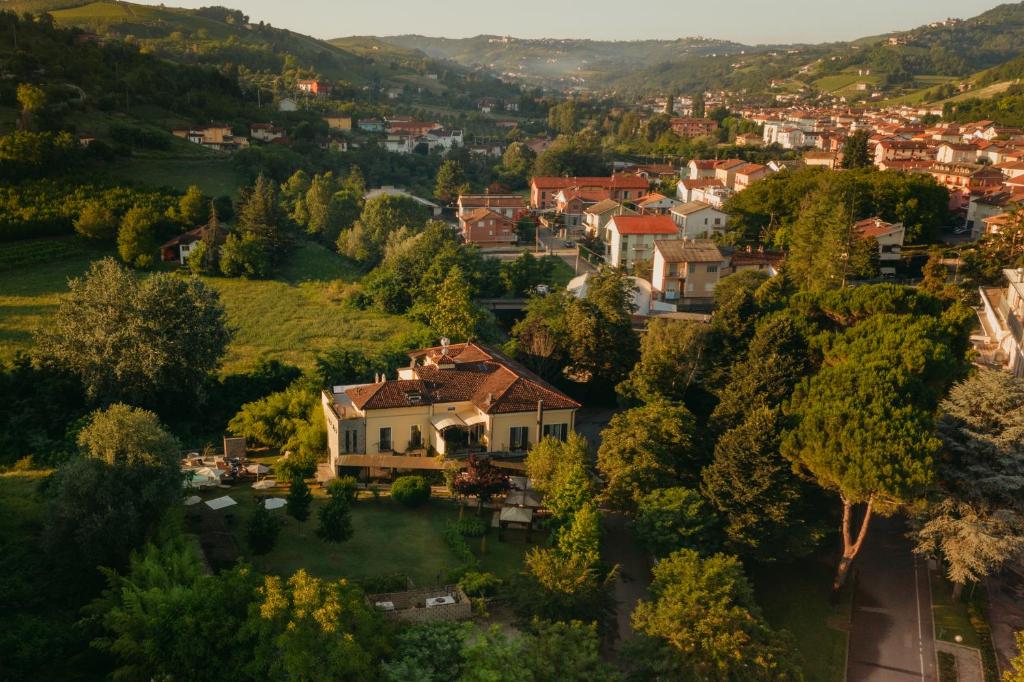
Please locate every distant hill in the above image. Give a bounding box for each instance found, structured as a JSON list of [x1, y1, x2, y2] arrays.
[[365, 3, 1024, 99]]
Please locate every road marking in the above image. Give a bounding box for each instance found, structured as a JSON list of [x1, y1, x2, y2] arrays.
[[913, 555, 926, 680]]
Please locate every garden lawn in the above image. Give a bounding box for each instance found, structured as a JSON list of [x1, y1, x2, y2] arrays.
[[0, 238, 424, 372], [750, 560, 851, 682], [198, 483, 529, 587]]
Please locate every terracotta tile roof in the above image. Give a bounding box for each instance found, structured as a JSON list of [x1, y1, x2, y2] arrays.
[[461, 207, 508, 223], [345, 343, 580, 414], [458, 194, 526, 209], [853, 217, 903, 239], [681, 178, 724, 190], [672, 201, 720, 217], [531, 174, 649, 190], [609, 215, 679, 235]]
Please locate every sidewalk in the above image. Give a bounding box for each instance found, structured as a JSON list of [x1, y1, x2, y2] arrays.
[[935, 641, 983, 682]]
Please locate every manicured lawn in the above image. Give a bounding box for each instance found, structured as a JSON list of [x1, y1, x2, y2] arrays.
[[0, 238, 425, 372], [751, 559, 851, 682], [930, 570, 982, 647], [196, 482, 530, 587]]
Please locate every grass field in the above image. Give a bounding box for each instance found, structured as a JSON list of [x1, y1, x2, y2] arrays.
[[94, 156, 247, 197], [751, 559, 851, 682], [813, 72, 883, 94], [0, 238, 425, 372], [194, 479, 529, 587]]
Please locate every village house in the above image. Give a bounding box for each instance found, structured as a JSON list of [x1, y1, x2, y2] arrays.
[[324, 115, 353, 131], [553, 188, 612, 231], [670, 201, 729, 239], [853, 217, 905, 276], [460, 208, 518, 247], [297, 79, 332, 97], [687, 159, 719, 180], [320, 342, 581, 478], [670, 117, 719, 138], [651, 239, 724, 306], [873, 139, 934, 167], [733, 163, 771, 191], [928, 162, 1005, 213], [936, 142, 979, 165], [605, 214, 680, 270], [171, 124, 245, 150], [735, 132, 764, 147], [250, 123, 285, 142], [160, 222, 227, 265], [529, 174, 649, 209], [457, 194, 526, 220], [965, 190, 1024, 238], [583, 200, 636, 240], [634, 192, 680, 215], [975, 268, 1024, 378], [804, 151, 839, 169], [714, 159, 748, 189]]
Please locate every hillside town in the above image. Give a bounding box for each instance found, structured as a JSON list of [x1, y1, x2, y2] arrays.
[[5, 2, 1024, 682]]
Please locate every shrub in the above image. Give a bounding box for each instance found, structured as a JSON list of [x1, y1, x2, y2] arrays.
[[328, 475, 359, 502], [287, 476, 312, 521], [391, 475, 430, 507], [247, 503, 281, 555], [317, 492, 353, 543], [357, 573, 409, 593], [442, 522, 476, 564], [450, 517, 487, 538], [458, 571, 502, 598]]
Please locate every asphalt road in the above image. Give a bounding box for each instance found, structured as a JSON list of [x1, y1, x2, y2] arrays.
[[847, 516, 937, 682], [536, 226, 598, 275]]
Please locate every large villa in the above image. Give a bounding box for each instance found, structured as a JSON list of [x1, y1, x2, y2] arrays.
[[320, 342, 580, 478]]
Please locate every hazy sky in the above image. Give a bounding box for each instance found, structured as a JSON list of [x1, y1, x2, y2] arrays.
[[135, 0, 1001, 43]]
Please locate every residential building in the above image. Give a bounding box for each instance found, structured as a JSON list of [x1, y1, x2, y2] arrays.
[[676, 178, 724, 202], [605, 214, 680, 270], [687, 159, 719, 180], [733, 163, 771, 191], [634, 192, 680, 214], [529, 174, 649, 209], [670, 201, 729, 239], [651, 239, 724, 306], [804, 151, 839, 169], [250, 123, 285, 142], [320, 342, 581, 476], [583, 200, 636, 240], [936, 142, 978, 165], [670, 117, 719, 138], [160, 222, 226, 265], [853, 217, 905, 276], [554, 188, 612, 231], [457, 194, 526, 220], [928, 163, 1005, 213], [966, 190, 1024, 238], [460, 208, 517, 247], [324, 115, 353, 131], [975, 268, 1024, 377], [297, 79, 332, 96], [714, 159, 747, 189], [873, 139, 934, 166]]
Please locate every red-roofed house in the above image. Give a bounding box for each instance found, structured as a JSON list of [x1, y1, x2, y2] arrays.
[[529, 174, 649, 209], [460, 208, 517, 247], [321, 342, 581, 476], [605, 214, 680, 269], [670, 201, 729, 240], [670, 117, 718, 138], [853, 217, 905, 276]]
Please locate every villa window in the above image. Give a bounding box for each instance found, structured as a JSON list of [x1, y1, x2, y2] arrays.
[[379, 427, 392, 452], [509, 426, 529, 451], [542, 423, 568, 442], [409, 424, 422, 449], [343, 429, 358, 453]]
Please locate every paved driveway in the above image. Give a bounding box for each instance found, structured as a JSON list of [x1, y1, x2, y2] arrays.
[[847, 516, 937, 682]]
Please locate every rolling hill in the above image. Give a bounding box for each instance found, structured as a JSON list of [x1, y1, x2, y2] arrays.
[[368, 2, 1024, 100]]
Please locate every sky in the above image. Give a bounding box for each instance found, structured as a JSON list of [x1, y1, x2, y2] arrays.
[[135, 0, 1002, 44]]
